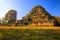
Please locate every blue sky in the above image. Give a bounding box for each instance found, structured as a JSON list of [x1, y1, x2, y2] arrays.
[[0, 0, 60, 19]]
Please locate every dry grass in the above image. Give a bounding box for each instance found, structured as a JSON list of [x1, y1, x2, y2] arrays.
[[0, 26, 60, 30]]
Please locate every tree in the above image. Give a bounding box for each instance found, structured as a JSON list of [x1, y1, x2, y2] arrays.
[[0, 18, 2, 26], [4, 9, 17, 26], [53, 16, 60, 26]]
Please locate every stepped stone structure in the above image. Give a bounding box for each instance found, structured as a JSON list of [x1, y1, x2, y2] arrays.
[[29, 6, 55, 26], [0, 5, 58, 26], [18, 5, 56, 26]]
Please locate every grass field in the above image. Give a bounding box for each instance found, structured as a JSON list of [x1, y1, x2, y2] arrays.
[[0, 29, 60, 40], [0, 26, 60, 40], [0, 26, 60, 30]]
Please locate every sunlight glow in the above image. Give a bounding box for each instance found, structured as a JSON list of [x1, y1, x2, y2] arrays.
[[0, 0, 13, 19]]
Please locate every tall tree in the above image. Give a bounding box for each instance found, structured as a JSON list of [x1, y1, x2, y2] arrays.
[[53, 16, 60, 26], [0, 18, 2, 26], [4, 9, 17, 26]]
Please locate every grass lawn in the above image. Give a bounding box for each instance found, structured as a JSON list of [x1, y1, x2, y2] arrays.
[[0, 29, 60, 40]]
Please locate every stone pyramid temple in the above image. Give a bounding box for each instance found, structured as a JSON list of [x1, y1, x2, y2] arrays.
[[15, 5, 57, 26]]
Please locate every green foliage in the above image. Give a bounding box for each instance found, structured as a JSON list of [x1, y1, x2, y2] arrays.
[[2, 9, 17, 26], [0, 29, 60, 40], [0, 19, 2, 26], [53, 16, 60, 26]]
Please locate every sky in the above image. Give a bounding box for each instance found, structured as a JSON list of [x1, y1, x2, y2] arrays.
[[0, 0, 60, 19]]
